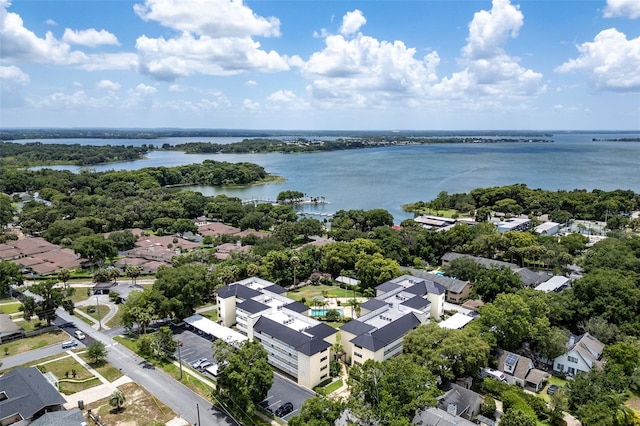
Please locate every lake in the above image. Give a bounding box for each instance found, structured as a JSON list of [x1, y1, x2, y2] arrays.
[[28, 133, 640, 222]]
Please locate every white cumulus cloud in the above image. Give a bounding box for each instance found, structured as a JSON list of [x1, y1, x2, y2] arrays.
[[243, 99, 260, 110], [132, 0, 290, 80], [0, 1, 86, 64], [132, 83, 157, 96], [134, 0, 280, 37], [0, 64, 29, 84], [434, 0, 545, 99], [604, 0, 640, 19], [556, 28, 640, 92], [62, 28, 120, 47], [96, 79, 121, 91], [339, 9, 366, 35]]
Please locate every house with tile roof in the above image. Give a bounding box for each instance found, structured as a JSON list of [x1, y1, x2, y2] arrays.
[[216, 277, 337, 388], [340, 275, 444, 366], [553, 333, 605, 376]]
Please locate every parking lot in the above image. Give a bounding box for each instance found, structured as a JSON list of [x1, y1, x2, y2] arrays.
[[172, 326, 315, 421]]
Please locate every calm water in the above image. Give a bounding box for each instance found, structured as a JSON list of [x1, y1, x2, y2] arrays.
[[28, 133, 640, 222]]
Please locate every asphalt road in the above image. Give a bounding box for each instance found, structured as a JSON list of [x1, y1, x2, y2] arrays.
[[55, 308, 238, 426]]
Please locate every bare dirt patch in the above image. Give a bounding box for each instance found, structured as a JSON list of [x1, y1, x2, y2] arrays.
[[91, 382, 177, 426]]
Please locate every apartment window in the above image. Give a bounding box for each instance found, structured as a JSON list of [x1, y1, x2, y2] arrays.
[[355, 344, 362, 349], [568, 356, 578, 363], [321, 365, 328, 371], [321, 374, 328, 379], [568, 367, 576, 375], [354, 352, 362, 358], [320, 356, 328, 362]]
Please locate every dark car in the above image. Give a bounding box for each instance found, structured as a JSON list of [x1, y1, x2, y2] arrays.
[[275, 402, 294, 417], [547, 384, 559, 395], [259, 400, 273, 414]]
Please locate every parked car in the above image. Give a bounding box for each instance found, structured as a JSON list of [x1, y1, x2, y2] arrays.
[[198, 360, 213, 371], [547, 384, 559, 395], [62, 340, 78, 349], [275, 402, 294, 418], [74, 330, 86, 340], [191, 358, 209, 369], [480, 367, 507, 382]]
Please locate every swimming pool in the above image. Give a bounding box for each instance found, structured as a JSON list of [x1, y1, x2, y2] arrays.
[[310, 308, 344, 317]]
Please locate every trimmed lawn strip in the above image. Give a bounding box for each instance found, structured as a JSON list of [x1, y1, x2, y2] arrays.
[[74, 310, 96, 326], [105, 307, 123, 328], [287, 284, 362, 301], [91, 382, 177, 426], [0, 302, 22, 314], [36, 356, 98, 395], [199, 309, 218, 322], [324, 378, 343, 393], [78, 304, 110, 322], [0, 330, 68, 358], [78, 353, 124, 382]]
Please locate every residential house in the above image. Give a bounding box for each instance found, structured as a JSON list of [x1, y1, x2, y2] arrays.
[[29, 409, 86, 426], [436, 384, 483, 420], [0, 367, 67, 425], [534, 275, 571, 293], [216, 277, 337, 389], [553, 333, 605, 376], [497, 350, 549, 392], [403, 268, 472, 304], [412, 407, 476, 426], [534, 221, 561, 236]]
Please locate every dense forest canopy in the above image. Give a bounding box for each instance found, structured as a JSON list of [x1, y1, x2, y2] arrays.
[[0, 141, 148, 166], [405, 184, 640, 222]]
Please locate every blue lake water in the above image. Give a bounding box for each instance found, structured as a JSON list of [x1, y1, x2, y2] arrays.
[[26, 133, 640, 222]]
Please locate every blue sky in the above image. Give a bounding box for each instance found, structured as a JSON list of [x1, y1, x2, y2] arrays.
[[1, 0, 639, 130]]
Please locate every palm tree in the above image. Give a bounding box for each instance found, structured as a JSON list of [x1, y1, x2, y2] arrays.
[[290, 255, 300, 287], [58, 268, 71, 294], [109, 389, 126, 412], [125, 264, 141, 286]]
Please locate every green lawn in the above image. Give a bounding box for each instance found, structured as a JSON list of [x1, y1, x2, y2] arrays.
[[105, 306, 124, 328], [37, 356, 97, 394], [78, 304, 110, 322], [0, 302, 22, 315], [199, 309, 218, 322], [324, 379, 343, 393], [287, 284, 362, 302], [540, 376, 569, 403], [0, 330, 68, 357]]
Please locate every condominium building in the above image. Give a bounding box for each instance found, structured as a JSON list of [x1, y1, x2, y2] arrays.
[[340, 275, 445, 365], [216, 277, 337, 389]]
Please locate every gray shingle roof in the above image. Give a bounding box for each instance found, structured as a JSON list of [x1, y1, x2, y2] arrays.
[[340, 319, 376, 336], [217, 283, 262, 300], [405, 280, 446, 296], [263, 284, 287, 295], [253, 316, 331, 356], [283, 301, 310, 314], [437, 384, 482, 417], [0, 367, 66, 421], [30, 409, 87, 426], [360, 298, 387, 311], [350, 313, 421, 351], [237, 299, 270, 314], [375, 280, 401, 293], [401, 295, 431, 310]]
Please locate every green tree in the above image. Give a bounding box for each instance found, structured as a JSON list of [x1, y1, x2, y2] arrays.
[[473, 265, 523, 303], [499, 408, 536, 426], [86, 341, 108, 364], [30, 279, 65, 326], [214, 339, 274, 419], [0, 260, 22, 297], [288, 396, 344, 426], [151, 326, 178, 358], [73, 234, 117, 266], [604, 341, 640, 376], [348, 356, 439, 425], [109, 389, 126, 412], [355, 253, 401, 290], [403, 323, 491, 380], [107, 230, 137, 251], [0, 193, 15, 229], [125, 264, 142, 286]]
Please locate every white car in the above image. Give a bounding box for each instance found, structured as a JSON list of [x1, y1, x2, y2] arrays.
[[62, 340, 78, 349], [74, 330, 86, 340]]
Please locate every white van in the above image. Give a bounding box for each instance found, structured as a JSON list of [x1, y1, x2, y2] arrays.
[[74, 330, 86, 340]]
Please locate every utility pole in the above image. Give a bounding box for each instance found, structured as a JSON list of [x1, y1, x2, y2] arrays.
[[177, 341, 183, 380], [96, 296, 101, 331], [196, 403, 200, 426]]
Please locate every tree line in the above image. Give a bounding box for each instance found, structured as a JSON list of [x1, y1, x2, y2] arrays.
[[0, 141, 148, 166]]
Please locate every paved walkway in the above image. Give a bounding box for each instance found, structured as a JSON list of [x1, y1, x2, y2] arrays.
[[74, 294, 118, 330]]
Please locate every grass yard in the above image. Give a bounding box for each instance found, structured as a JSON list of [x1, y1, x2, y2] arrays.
[[105, 306, 124, 328], [287, 284, 362, 301], [0, 330, 68, 358], [324, 379, 343, 394], [37, 356, 98, 395], [199, 309, 218, 322], [91, 382, 178, 426], [78, 304, 110, 322], [78, 354, 124, 382], [540, 376, 569, 403], [0, 301, 22, 315]]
